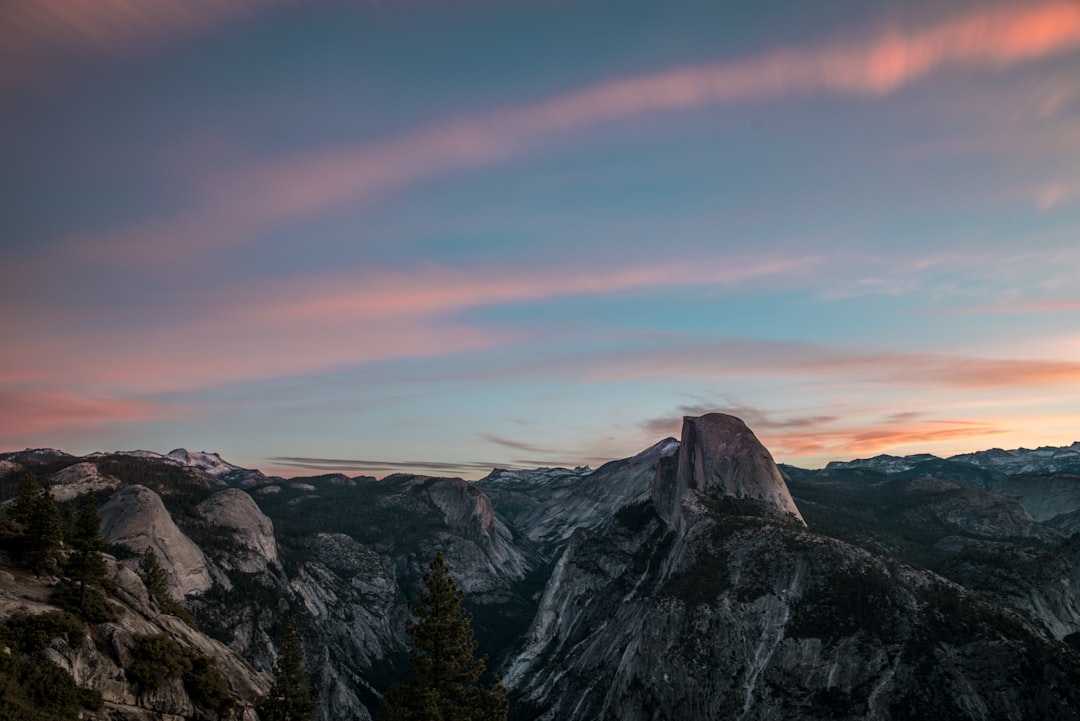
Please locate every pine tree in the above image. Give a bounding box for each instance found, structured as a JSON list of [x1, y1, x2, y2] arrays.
[[139, 547, 170, 606], [65, 494, 109, 612], [260, 625, 316, 721], [376, 553, 508, 721], [137, 546, 197, 626], [11, 472, 39, 526], [24, 479, 63, 576]]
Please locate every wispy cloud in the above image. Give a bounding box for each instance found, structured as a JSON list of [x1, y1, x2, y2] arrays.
[[3, 255, 815, 394], [477, 434, 553, 455], [65, 1, 1080, 265]]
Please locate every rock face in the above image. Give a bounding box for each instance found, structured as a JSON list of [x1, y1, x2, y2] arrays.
[[504, 485, 1080, 721], [100, 485, 213, 599], [196, 489, 280, 574], [501, 416, 1080, 721], [425, 477, 528, 592], [785, 468, 1080, 644], [478, 439, 678, 560], [994, 473, 1080, 531], [894, 476, 1062, 544], [654, 414, 805, 529]]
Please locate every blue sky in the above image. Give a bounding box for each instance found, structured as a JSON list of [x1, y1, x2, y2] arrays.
[[2, 0, 1079, 477]]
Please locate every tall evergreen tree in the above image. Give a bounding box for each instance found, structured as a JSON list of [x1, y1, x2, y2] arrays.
[[23, 479, 63, 576], [376, 553, 508, 721], [11, 472, 39, 526], [65, 494, 109, 612], [139, 547, 170, 606], [260, 625, 316, 721], [137, 546, 197, 626]]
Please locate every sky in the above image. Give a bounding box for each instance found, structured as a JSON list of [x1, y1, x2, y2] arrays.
[[2, 0, 1079, 479]]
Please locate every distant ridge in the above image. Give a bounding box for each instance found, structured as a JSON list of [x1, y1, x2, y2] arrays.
[[826, 441, 1080, 476]]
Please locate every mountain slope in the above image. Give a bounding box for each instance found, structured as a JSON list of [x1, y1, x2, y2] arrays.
[[503, 418, 1080, 721]]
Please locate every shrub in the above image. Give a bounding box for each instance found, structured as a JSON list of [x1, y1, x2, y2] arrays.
[[128, 634, 190, 689], [183, 653, 234, 715], [50, 580, 115, 623], [0, 614, 101, 721], [126, 633, 235, 714], [0, 611, 84, 655]]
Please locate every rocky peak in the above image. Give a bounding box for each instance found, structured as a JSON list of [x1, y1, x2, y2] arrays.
[[478, 437, 679, 558], [425, 478, 529, 587], [653, 413, 805, 529], [46, 462, 123, 502], [196, 489, 280, 574], [99, 485, 212, 599]]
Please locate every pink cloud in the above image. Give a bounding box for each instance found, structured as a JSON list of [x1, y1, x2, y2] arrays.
[[0, 389, 172, 439], [4, 255, 815, 395], [68, 1, 1080, 265]]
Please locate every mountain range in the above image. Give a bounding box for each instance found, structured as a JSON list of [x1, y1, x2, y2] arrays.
[[2, 415, 1080, 720]]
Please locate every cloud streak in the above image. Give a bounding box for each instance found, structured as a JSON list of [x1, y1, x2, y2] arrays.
[[477, 434, 554, 455], [3, 255, 815, 395], [68, 0, 1080, 264]]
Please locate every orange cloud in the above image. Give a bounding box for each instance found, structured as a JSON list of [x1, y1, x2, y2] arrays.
[[762, 416, 1010, 462], [69, 1, 1080, 265]]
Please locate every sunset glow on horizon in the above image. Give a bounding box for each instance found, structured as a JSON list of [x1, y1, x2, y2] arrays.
[[2, 0, 1079, 478]]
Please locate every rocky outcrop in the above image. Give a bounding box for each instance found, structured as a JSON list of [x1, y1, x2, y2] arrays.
[[895, 476, 1063, 544], [47, 462, 124, 502], [100, 485, 212, 599], [994, 473, 1080, 528], [0, 557, 269, 721], [196, 489, 280, 574], [426, 478, 528, 589], [654, 414, 805, 529]]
